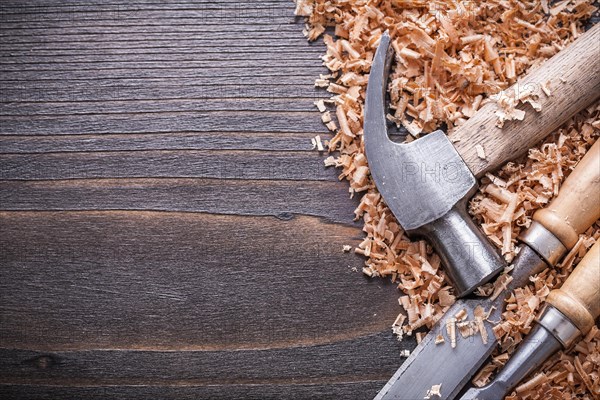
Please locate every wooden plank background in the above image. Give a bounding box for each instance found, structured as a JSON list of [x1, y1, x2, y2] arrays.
[[0, 1, 414, 398]]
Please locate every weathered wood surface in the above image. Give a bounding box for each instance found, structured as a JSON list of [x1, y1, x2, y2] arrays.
[[0, 1, 411, 399]]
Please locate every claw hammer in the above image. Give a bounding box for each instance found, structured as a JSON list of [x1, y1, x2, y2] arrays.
[[364, 24, 600, 296]]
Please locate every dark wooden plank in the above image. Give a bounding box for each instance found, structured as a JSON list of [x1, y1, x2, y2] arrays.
[[0, 1, 409, 398], [0, 98, 324, 116], [0, 0, 290, 6], [0, 112, 325, 136], [0, 131, 321, 153], [0, 33, 312, 48], [0, 60, 324, 72], [0, 19, 305, 31], [0, 42, 325, 53], [0, 333, 404, 382], [0, 24, 307, 37], [0, 81, 324, 103], [0, 47, 324, 58], [0, 1, 292, 12], [0, 52, 323, 64], [0, 8, 297, 26], [0, 211, 402, 349], [0, 150, 338, 181], [0, 178, 360, 224], [0, 210, 407, 398], [0, 40, 318, 52], [0, 66, 322, 81], [0, 381, 386, 400]]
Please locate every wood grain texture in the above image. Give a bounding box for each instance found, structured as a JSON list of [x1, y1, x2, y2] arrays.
[[534, 140, 600, 249], [547, 240, 600, 335], [0, 211, 399, 350], [452, 24, 600, 178], [0, 1, 409, 399], [0, 179, 360, 224]]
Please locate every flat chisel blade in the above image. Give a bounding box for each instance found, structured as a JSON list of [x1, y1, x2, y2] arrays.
[[374, 245, 548, 400]]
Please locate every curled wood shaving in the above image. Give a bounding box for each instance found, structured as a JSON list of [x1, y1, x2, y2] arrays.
[[392, 312, 407, 341], [515, 373, 548, 393], [416, 332, 424, 345], [457, 320, 478, 339], [314, 99, 327, 112], [489, 266, 514, 301], [454, 308, 467, 321], [574, 354, 596, 397], [440, 306, 493, 346], [435, 333, 445, 345], [446, 317, 457, 349], [475, 144, 486, 160], [472, 352, 510, 388], [474, 305, 490, 345], [311, 135, 325, 151], [424, 384, 442, 399]]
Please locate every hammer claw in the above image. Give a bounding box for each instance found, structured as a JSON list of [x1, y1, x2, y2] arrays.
[[364, 31, 394, 153]]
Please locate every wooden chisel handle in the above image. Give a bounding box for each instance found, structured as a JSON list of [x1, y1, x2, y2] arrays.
[[535, 140, 600, 249], [451, 24, 600, 178], [547, 240, 600, 335]]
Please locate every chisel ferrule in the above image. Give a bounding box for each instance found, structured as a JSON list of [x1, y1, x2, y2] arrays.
[[536, 305, 581, 348], [519, 221, 567, 266]]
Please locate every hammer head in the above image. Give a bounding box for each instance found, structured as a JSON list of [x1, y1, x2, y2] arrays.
[[364, 32, 505, 296]]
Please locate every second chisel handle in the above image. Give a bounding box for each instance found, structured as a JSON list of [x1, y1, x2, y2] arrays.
[[547, 241, 600, 335], [534, 140, 600, 249]]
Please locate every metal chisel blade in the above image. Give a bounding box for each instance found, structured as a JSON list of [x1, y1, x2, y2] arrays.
[[374, 245, 548, 400]]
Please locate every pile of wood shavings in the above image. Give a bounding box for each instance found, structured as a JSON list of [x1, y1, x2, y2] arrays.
[[470, 104, 600, 264], [468, 104, 600, 398], [296, 1, 600, 397], [295, 0, 597, 340]]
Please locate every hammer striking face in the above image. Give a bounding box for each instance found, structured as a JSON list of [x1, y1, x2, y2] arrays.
[[363, 32, 504, 297]]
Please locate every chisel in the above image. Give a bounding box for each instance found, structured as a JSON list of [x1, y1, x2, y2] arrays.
[[375, 139, 600, 399], [460, 239, 600, 399]]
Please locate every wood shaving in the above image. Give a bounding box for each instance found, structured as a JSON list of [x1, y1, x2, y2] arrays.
[[455, 308, 467, 321], [311, 135, 325, 151], [435, 333, 445, 345], [392, 313, 407, 341], [471, 106, 600, 396], [342, 244, 352, 252], [416, 332, 424, 345], [296, 2, 599, 397], [439, 306, 493, 345], [476, 144, 486, 160], [541, 81, 552, 97], [314, 99, 327, 113], [424, 384, 442, 399], [472, 352, 510, 387], [474, 305, 489, 345], [446, 317, 457, 349], [515, 373, 548, 393], [457, 320, 478, 339], [489, 267, 514, 301]]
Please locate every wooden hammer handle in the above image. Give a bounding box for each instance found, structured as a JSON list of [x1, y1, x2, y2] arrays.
[[547, 240, 600, 335], [534, 140, 600, 249], [451, 24, 600, 178]]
